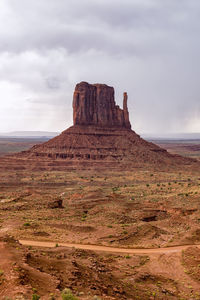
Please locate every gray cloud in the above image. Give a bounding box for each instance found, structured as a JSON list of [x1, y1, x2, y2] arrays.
[[0, 0, 200, 134]]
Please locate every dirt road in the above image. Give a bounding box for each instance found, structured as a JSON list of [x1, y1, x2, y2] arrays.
[[19, 239, 200, 255]]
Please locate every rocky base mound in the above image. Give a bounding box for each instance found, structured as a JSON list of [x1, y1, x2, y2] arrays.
[[17, 125, 194, 167]]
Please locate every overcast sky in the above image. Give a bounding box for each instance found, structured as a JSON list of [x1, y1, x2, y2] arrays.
[[0, 0, 200, 135]]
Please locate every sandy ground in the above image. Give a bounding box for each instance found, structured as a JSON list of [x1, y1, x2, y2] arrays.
[[19, 239, 200, 255]]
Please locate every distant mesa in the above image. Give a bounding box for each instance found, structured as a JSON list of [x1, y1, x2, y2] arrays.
[[15, 81, 196, 168], [0, 131, 59, 138]]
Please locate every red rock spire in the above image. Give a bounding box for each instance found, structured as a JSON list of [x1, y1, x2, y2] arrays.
[[123, 92, 131, 129]]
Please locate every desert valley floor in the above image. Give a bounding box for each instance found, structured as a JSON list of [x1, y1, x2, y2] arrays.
[[0, 138, 200, 299]]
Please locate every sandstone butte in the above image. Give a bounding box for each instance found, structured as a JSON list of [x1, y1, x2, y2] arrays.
[[12, 81, 197, 169]]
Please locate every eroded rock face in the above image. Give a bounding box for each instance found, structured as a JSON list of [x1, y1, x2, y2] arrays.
[[73, 82, 131, 128]]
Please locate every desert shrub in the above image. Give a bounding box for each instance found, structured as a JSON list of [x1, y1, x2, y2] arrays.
[[112, 186, 119, 192], [61, 288, 78, 300], [32, 294, 40, 300], [81, 213, 87, 222], [23, 222, 31, 227]]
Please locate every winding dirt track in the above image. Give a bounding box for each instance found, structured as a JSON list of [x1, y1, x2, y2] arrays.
[[19, 239, 200, 255]]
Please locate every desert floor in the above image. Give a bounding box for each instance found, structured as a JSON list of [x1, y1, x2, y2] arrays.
[[0, 139, 200, 299]]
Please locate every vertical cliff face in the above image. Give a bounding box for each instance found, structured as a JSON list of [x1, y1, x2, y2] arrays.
[[73, 81, 131, 129]]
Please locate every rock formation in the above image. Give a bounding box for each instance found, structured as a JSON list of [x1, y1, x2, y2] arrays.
[[13, 81, 196, 169], [73, 82, 131, 129]]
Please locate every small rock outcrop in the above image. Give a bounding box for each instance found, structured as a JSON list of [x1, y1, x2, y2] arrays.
[[48, 198, 63, 209], [73, 82, 131, 129]]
